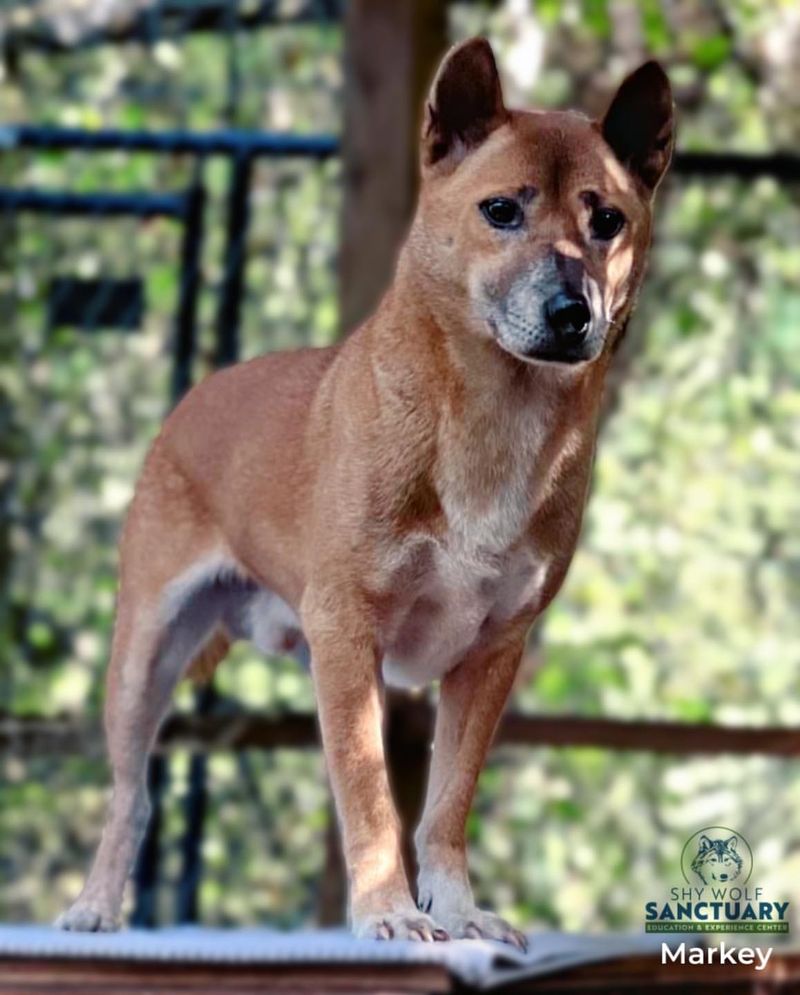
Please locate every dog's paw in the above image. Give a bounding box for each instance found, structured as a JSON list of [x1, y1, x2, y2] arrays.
[[55, 901, 120, 933], [435, 908, 528, 951], [353, 911, 450, 942]]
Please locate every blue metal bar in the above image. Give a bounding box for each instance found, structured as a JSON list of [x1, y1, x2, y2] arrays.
[[1, 0, 342, 55], [0, 188, 188, 218], [175, 685, 216, 925], [214, 151, 253, 367], [131, 755, 168, 928], [672, 151, 800, 180], [8, 126, 800, 176], [172, 178, 207, 400], [1, 124, 339, 159]]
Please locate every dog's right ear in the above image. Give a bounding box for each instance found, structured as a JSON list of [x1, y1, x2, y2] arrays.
[[422, 38, 508, 170], [601, 61, 674, 192]]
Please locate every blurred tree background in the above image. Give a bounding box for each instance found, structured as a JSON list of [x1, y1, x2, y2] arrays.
[[0, 0, 799, 935]]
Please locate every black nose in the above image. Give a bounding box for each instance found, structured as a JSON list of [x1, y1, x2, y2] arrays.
[[545, 292, 591, 344]]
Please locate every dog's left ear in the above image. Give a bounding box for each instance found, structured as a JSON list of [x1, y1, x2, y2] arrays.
[[422, 38, 508, 169], [601, 61, 674, 192]]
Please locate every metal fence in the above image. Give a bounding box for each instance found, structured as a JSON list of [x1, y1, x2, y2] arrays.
[[0, 120, 339, 924], [1, 124, 338, 390], [2, 0, 799, 932], [2, 138, 799, 928]]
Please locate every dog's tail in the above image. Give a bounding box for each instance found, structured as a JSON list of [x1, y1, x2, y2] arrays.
[[185, 626, 232, 684]]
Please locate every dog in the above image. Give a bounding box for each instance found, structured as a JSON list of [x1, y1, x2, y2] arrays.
[[691, 835, 743, 885], [57, 38, 673, 946]]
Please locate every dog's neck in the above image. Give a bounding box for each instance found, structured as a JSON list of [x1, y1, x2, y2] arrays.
[[362, 251, 609, 538], [370, 247, 608, 439]]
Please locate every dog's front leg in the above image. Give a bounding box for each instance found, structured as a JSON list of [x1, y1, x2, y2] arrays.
[[303, 591, 448, 941], [415, 625, 528, 950]]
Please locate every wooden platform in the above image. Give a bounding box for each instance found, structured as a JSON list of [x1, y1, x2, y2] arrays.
[[1, 927, 798, 994], [4, 951, 800, 994]]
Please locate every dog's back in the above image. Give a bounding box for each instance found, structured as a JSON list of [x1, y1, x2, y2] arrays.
[[159, 344, 340, 598], [58, 38, 673, 944]]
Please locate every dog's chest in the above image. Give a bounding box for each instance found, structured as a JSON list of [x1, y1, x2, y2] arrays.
[[379, 468, 554, 690], [375, 385, 592, 689], [380, 545, 540, 689]]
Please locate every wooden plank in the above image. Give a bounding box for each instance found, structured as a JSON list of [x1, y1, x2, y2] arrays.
[[3, 951, 800, 994], [494, 712, 800, 756], [494, 951, 800, 993], [0, 958, 451, 994], [3, 707, 800, 759]]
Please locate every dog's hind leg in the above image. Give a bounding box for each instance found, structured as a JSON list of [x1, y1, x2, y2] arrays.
[[57, 448, 232, 931], [56, 602, 181, 931]]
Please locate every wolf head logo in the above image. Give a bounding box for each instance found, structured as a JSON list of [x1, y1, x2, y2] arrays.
[[690, 833, 744, 885]]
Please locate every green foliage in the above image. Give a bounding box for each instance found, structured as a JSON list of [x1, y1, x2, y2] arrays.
[[0, 21, 341, 925], [1, 0, 799, 935]]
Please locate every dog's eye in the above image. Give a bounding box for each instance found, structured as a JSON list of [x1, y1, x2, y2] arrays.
[[590, 206, 625, 240], [480, 198, 523, 230]]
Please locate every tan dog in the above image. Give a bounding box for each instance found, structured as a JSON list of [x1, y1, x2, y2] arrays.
[[57, 39, 673, 945]]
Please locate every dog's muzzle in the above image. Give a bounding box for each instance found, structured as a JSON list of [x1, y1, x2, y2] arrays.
[[540, 291, 591, 361], [482, 256, 605, 366]]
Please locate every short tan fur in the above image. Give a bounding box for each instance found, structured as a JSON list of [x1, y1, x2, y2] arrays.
[[58, 39, 673, 945]]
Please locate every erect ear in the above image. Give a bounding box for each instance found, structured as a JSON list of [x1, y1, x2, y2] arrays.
[[698, 835, 713, 852], [422, 38, 508, 168], [601, 61, 674, 192], [726, 837, 738, 851]]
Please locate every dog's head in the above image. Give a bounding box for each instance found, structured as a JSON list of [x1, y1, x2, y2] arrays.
[[412, 38, 674, 367]]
